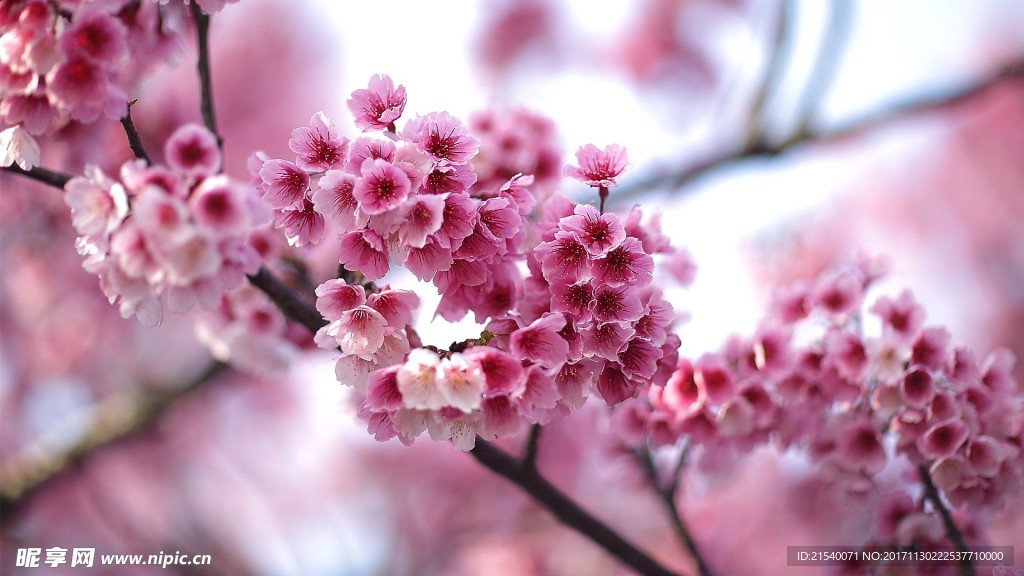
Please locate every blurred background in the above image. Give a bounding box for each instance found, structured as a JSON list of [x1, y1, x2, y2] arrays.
[[2, 0, 1023, 574]]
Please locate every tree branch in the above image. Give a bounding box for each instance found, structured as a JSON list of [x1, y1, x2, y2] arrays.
[[190, 3, 221, 148], [638, 447, 712, 576], [918, 466, 974, 576], [745, 0, 793, 149], [2, 164, 72, 188], [471, 439, 682, 576], [119, 100, 152, 164], [246, 266, 326, 335], [521, 423, 542, 471], [615, 57, 1024, 202], [0, 361, 229, 518]]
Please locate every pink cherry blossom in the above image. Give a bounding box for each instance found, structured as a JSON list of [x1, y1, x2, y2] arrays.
[[591, 237, 654, 287], [259, 158, 309, 209], [347, 74, 407, 132], [353, 158, 411, 215], [510, 312, 569, 366], [331, 305, 388, 361], [314, 279, 367, 321], [535, 231, 591, 283], [409, 111, 480, 164], [560, 204, 626, 257], [397, 194, 445, 248], [337, 229, 390, 280], [439, 354, 486, 413], [189, 175, 251, 237], [591, 284, 643, 324], [918, 419, 970, 460], [367, 287, 419, 328], [563, 143, 628, 188], [165, 124, 222, 178], [397, 348, 446, 410], [58, 9, 127, 67], [311, 170, 360, 231], [289, 111, 348, 171], [275, 199, 325, 247]]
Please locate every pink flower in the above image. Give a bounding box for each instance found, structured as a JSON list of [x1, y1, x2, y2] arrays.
[[397, 194, 445, 248], [397, 348, 446, 410], [463, 346, 526, 396], [550, 281, 595, 322], [596, 362, 637, 405], [46, 55, 126, 121], [165, 124, 221, 178], [582, 321, 635, 360], [366, 366, 403, 411], [871, 290, 925, 342], [347, 74, 407, 132], [259, 158, 309, 209], [535, 231, 591, 283], [694, 354, 734, 406], [812, 269, 863, 317], [918, 419, 970, 460], [63, 165, 128, 239], [289, 111, 348, 171], [0, 124, 40, 169], [591, 237, 654, 287], [353, 158, 411, 215], [367, 287, 419, 328], [439, 354, 486, 412], [560, 204, 626, 257], [409, 111, 480, 164], [59, 10, 127, 67], [311, 170, 360, 231], [836, 420, 887, 475], [344, 137, 396, 173], [315, 279, 367, 321], [275, 199, 325, 247], [337, 229, 390, 280], [511, 313, 570, 366], [617, 338, 663, 381], [563, 143, 628, 188], [189, 175, 251, 237], [422, 163, 477, 194], [331, 305, 388, 361], [912, 327, 951, 371], [405, 240, 454, 280], [591, 284, 643, 324], [433, 193, 478, 249], [901, 368, 935, 408]]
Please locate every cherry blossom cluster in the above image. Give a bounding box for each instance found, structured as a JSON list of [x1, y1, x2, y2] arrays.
[[0, 0, 188, 151], [280, 75, 685, 450], [64, 123, 270, 326], [625, 261, 1022, 545]]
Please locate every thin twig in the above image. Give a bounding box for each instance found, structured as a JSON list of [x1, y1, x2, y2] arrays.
[[2, 164, 72, 188], [792, 0, 854, 135], [190, 2, 221, 149], [471, 439, 682, 576], [119, 99, 152, 164], [0, 361, 229, 517], [522, 424, 542, 471], [615, 57, 1024, 203], [638, 447, 712, 576], [918, 466, 974, 576]]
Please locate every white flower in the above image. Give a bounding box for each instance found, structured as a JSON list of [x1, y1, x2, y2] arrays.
[[0, 125, 41, 170]]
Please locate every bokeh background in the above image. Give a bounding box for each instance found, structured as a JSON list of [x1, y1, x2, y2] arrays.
[[2, 0, 1023, 574]]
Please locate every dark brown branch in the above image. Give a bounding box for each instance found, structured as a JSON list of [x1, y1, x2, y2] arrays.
[[246, 266, 326, 334], [615, 57, 1024, 202], [0, 361, 229, 518], [918, 466, 974, 576], [471, 439, 682, 576], [2, 164, 72, 188], [190, 3, 221, 148], [119, 100, 152, 164], [638, 448, 712, 576], [521, 424, 542, 471]]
